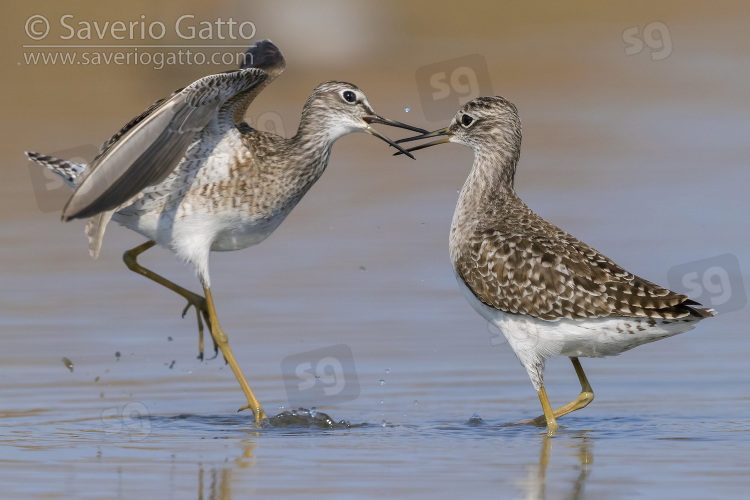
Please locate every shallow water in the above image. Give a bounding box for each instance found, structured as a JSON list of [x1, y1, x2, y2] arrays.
[[3, 1, 750, 498], [3, 168, 749, 498]]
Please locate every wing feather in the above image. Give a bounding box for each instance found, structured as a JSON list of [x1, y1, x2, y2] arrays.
[[454, 204, 709, 320], [61, 67, 268, 221]]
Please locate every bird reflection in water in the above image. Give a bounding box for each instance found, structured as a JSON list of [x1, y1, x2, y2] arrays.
[[517, 433, 593, 500], [197, 440, 257, 500]]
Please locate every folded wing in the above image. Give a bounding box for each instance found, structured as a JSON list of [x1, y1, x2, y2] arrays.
[[455, 223, 711, 321]]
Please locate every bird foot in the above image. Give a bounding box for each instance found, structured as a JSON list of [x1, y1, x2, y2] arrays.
[[515, 415, 550, 427], [180, 292, 219, 360]]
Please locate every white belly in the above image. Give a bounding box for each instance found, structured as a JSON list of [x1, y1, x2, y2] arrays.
[[454, 271, 699, 389], [209, 213, 286, 251]]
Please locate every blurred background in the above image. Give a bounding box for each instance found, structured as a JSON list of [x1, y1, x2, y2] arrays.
[[2, 1, 749, 498]]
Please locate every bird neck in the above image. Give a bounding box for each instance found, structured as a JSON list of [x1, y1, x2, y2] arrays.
[[287, 127, 334, 175], [452, 147, 521, 231], [467, 146, 520, 202]]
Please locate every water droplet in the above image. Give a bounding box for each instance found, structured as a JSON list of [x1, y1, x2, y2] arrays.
[[420, 223, 425, 227], [380, 400, 384, 404], [115, 351, 121, 360], [385, 368, 390, 374], [61, 357, 74, 372], [379, 379, 386, 385], [310, 407, 318, 417], [359, 265, 366, 271], [413, 400, 418, 405], [404, 106, 411, 113], [381, 420, 387, 427], [167, 336, 173, 341]]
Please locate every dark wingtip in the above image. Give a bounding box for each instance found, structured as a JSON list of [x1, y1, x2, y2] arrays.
[[241, 40, 285, 75], [687, 305, 716, 318]]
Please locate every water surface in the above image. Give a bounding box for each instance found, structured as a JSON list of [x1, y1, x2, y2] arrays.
[[2, 1, 750, 498]]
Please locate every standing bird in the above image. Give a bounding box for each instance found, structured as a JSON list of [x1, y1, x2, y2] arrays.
[[397, 97, 713, 431], [26, 40, 426, 423]]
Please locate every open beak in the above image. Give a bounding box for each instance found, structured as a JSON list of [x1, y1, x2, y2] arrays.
[[362, 115, 429, 160], [392, 127, 453, 156]]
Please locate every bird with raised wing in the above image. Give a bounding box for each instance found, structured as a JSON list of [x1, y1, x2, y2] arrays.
[[397, 96, 713, 431], [26, 40, 426, 423]]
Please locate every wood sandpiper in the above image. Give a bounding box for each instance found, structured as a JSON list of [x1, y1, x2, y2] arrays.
[[397, 96, 713, 432], [26, 40, 426, 423]]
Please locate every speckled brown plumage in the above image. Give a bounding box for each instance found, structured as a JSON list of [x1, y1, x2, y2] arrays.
[[445, 97, 713, 322], [25, 39, 428, 421], [452, 193, 707, 321], [27, 40, 425, 287], [399, 96, 713, 427]]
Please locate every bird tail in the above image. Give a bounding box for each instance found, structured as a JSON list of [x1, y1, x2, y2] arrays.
[[681, 298, 716, 318], [26, 151, 110, 260], [687, 306, 716, 318], [25, 151, 86, 188]]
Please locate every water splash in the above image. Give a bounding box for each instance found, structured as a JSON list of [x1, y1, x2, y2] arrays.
[[467, 414, 484, 426], [267, 408, 352, 429]]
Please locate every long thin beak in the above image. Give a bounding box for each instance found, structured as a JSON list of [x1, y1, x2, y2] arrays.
[[362, 115, 428, 134], [362, 115, 429, 161], [393, 127, 453, 155]]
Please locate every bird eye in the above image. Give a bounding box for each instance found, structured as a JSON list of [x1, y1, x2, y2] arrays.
[[461, 114, 474, 127], [343, 90, 357, 103]]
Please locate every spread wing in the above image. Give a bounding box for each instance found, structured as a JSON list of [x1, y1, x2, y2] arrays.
[[230, 39, 285, 125], [455, 212, 709, 320], [61, 40, 285, 222]]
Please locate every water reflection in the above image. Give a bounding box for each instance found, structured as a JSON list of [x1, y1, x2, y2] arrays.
[[197, 440, 257, 500], [197, 467, 231, 500], [517, 433, 593, 500]]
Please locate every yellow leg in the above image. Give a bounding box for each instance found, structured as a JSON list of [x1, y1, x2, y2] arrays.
[[203, 287, 267, 422], [532, 357, 595, 426], [537, 386, 559, 432], [552, 358, 595, 418], [123, 241, 216, 360]]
